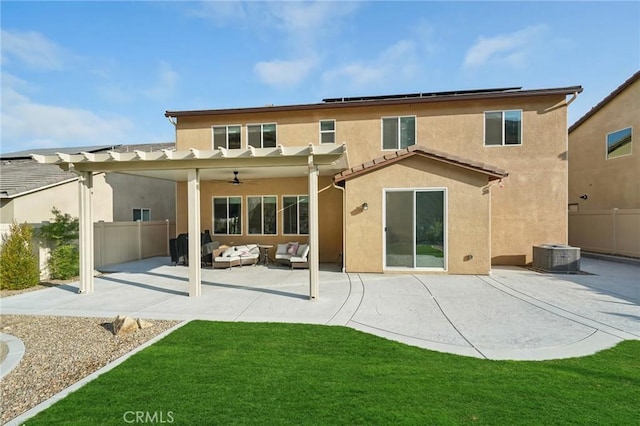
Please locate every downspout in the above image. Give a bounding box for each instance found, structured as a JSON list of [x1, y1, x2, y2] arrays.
[[332, 180, 346, 273], [565, 91, 579, 107]]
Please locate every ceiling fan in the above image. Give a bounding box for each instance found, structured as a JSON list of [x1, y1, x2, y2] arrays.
[[228, 171, 243, 185]]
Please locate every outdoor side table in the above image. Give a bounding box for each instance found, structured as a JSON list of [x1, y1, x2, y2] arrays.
[[258, 244, 274, 266]]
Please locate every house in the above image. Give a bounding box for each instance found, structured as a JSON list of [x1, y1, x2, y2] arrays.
[[1, 143, 177, 226], [34, 84, 582, 298], [568, 71, 640, 257]]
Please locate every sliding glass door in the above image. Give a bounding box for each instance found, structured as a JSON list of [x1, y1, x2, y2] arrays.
[[385, 189, 446, 269]]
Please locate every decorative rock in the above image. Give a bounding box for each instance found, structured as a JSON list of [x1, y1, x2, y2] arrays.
[[137, 318, 153, 330], [112, 315, 139, 335]]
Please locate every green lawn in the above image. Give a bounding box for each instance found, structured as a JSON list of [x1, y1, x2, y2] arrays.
[[28, 321, 639, 425]]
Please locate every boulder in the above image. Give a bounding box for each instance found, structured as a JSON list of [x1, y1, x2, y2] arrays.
[[137, 318, 153, 329], [112, 315, 139, 335]]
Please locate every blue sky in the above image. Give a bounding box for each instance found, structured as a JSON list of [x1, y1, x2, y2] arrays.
[[1, 1, 638, 154]]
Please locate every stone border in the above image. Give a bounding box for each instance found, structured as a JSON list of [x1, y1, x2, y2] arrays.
[[0, 333, 26, 380]]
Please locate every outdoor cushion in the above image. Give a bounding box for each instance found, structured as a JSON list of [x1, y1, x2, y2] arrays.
[[221, 246, 235, 257], [296, 244, 309, 258]]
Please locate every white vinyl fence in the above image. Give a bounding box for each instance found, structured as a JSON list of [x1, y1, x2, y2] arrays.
[[569, 209, 640, 258], [1, 220, 176, 279]]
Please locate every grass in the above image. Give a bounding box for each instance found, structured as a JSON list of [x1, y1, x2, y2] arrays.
[[27, 321, 639, 425]]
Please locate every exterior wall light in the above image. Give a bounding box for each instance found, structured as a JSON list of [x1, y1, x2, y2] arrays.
[[362, 202, 368, 211], [579, 194, 588, 200]]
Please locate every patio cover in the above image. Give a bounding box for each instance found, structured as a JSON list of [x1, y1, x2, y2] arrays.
[[33, 144, 348, 299]]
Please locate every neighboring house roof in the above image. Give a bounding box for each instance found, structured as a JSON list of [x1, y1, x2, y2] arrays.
[[166, 85, 583, 117], [0, 160, 77, 198], [0, 144, 121, 160], [569, 70, 640, 133], [334, 145, 508, 184], [0, 143, 175, 198]]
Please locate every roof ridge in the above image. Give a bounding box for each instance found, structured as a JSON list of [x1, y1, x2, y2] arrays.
[[334, 145, 508, 183]]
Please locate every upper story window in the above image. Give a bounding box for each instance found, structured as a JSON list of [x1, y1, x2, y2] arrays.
[[213, 196, 242, 235], [213, 125, 241, 149], [382, 116, 416, 150], [248, 123, 277, 148], [133, 208, 150, 222], [484, 110, 522, 146], [606, 127, 632, 159], [320, 120, 336, 144]]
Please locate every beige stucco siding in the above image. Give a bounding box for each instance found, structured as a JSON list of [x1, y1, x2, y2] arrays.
[[175, 94, 570, 267], [344, 157, 492, 274], [569, 78, 639, 210], [2, 173, 113, 224], [105, 173, 176, 222], [176, 176, 343, 262]]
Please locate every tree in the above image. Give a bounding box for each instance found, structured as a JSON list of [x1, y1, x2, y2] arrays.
[[36, 207, 80, 280], [0, 222, 40, 290]]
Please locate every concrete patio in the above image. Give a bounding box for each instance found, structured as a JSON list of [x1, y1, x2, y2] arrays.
[[1, 257, 638, 360]]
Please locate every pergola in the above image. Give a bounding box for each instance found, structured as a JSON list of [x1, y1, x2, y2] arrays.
[[33, 144, 348, 299]]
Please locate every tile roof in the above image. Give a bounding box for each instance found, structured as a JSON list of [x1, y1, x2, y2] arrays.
[[0, 160, 77, 198], [333, 145, 508, 183], [0, 143, 176, 198]]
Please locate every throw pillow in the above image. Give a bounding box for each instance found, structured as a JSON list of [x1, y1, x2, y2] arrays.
[[287, 243, 299, 255]]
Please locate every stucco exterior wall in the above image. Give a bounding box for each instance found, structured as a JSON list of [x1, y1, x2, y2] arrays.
[[2, 173, 114, 224], [568, 78, 639, 210], [105, 173, 176, 222], [175, 176, 343, 262], [344, 157, 492, 274], [174, 94, 570, 267]]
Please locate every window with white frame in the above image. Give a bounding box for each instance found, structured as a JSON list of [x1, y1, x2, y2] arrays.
[[248, 123, 277, 148], [212, 125, 241, 149], [382, 116, 416, 150], [133, 208, 150, 221], [320, 120, 336, 144], [283, 195, 309, 235], [213, 197, 242, 235], [606, 127, 632, 159], [247, 196, 277, 235], [484, 110, 522, 146]]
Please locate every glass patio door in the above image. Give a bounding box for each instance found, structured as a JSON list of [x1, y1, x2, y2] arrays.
[[385, 189, 446, 269]]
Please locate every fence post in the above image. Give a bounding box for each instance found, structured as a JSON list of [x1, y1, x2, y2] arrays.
[[612, 208, 618, 255], [96, 221, 104, 268], [166, 219, 170, 256], [137, 220, 142, 260]]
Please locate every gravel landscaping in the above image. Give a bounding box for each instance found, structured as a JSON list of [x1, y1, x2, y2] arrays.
[[0, 313, 180, 424]]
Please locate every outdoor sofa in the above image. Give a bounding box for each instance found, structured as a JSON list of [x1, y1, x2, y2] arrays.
[[275, 242, 310, 269], [213, 244, 260, 269]]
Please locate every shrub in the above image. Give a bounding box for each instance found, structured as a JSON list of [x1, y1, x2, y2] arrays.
[[0, 222, 40, 290], [48, 244, 80, 280], [36, 207, 80, 280]]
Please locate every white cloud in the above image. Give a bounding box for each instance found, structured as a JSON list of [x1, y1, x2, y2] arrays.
[[254, 57, 317, 88], [143, 61, 180, 100], [189, 1, 359, 88], [323, 40, 420, 88], [1, 29, 68, 70], [1, 72, 134, 151], [464, 25, 548, 68]]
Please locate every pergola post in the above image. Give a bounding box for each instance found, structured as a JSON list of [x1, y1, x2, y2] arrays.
[[78, 171, 94, 293], [187, 168, 201, 297], [308, 156, 319, 299]]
